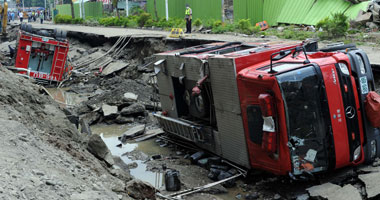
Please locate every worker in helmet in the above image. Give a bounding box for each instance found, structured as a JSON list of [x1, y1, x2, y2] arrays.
[[185, 4, 192, 34]]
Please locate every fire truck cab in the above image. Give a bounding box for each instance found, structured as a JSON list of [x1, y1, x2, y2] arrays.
[[153, 41, 380, 176], [237, 46, 379, 175]]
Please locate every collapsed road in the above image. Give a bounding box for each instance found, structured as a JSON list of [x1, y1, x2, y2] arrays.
[[2, 23, 380, 200]]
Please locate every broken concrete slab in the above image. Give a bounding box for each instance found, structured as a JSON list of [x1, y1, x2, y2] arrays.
[[102, 104, 118, 118], [359, 172, 380, 198], [87, 134, 114, 166], [119, 125, 145, 143], [120, 103, 145, 116], [135, 128, 164, 142], [115, 115, 134, 124], [328, 184, 361, 200], [307, 182, 341, 199], [355, 11, 372, 23], [123, 92, 138, 102], [75, 51, 105, 65], [102, 60, 129, 76], [307, 183, 361, 200]]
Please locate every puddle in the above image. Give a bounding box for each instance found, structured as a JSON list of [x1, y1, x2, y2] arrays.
[[45, 87, 90, 107], [91, 123, 165, 188], [91, 124, 249, 199]]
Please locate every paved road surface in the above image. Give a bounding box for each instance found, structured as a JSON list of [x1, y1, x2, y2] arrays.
[[18, 21, 380, 65]]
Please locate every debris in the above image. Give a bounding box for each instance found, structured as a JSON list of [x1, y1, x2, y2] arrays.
[[87, 134, 115, 166], [120, 103, 146, 116], [101, 104, 118, 118], [151, 155, 162, 160], [123, 92, 138, 102], [245, 192, 259, 200], [208, 168, 222, 181], [307, 183, 361, 200], [295, 194, 309, 200], [134, 128, 164, 142], [165, 169, 181, 191], [328, 184, 361, 200], [118, 125, 145, 143], [359, 172, 380, 198], [307, 182, 341, 199], [102, 61, 129, 76], [115, 115, 134, 124], [160, 173, 243, 199], [190, 151, 205, 164], [197, 158, 209, 168], [125, 179, 156, 200], [217, 171, 236, 188], [355, 10, 372, 23]]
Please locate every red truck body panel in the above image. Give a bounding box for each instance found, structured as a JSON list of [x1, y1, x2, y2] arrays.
[[15, 30, 69, 82]]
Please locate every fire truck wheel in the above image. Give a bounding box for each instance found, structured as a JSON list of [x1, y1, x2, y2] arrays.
[[319, 44, 356, 52], [26, 24, 32, 33], [60, 30, 67, 39], [20, 23, 26, 31]]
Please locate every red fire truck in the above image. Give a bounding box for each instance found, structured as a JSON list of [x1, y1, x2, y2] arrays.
[[15, 24, 70, 84], [153, 41, 380, 177]]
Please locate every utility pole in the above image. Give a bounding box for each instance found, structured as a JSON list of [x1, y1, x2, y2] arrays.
[[125, 0, 128, 16], [22, 0, 24, 11], [165, 0, 168, 21], [82, 0, 85, 19], [79, 0, 82, 18]]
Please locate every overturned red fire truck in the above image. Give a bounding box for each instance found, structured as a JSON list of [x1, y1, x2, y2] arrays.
[[153, 41, 380, 177], [15, 23, 70, 83]]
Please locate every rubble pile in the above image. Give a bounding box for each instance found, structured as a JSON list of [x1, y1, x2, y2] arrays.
[[354, 1, 380, 29]]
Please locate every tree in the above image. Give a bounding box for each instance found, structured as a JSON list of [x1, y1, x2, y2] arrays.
[[70, 0, 74, 19], [153, 0, 158, 20], [112, 0, 119, 19]]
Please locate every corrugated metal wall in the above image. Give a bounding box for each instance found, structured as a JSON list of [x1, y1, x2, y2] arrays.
[[302, 0, 351, 25], [147, 0, 222, 21], [56, 2, 103, 18], [276, 0, 315, 25], [233, 0, 247, 22], [263, 0, 286, 26], [234, 0, 369, 26], [187, 0, 222, 20], [147, 0, 166, 20], [247, 0, 263, 25]]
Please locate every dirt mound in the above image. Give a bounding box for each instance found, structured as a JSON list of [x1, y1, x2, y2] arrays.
[[0, 67, 134, 199]]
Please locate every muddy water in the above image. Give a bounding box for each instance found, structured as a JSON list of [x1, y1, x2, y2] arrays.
[[47, 88, 248, 198], [91, 124, 167, 188]]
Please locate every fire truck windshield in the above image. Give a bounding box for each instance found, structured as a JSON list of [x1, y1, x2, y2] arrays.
[[277, 66, 330, 174]]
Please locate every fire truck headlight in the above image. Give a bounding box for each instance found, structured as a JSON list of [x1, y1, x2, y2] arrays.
[[371, 140, 377, 159], [355, 54, 366, 74], [338, 63, 350, 75], [353, 146, 361, 161]]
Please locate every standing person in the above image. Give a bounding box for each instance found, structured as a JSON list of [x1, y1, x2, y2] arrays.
[[19, 11, 23, 23], [39, 12, 44, 24], [11, 12, 14, 21], [185, 4, 192, 34]]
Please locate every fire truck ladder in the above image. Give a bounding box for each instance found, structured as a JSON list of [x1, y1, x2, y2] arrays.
[[51, 45, 67, 83]]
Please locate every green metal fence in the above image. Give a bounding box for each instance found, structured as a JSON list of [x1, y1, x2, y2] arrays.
[[56, 2, 103, 18], [235, 0, 371, 26], [147, 0, 221, 21]]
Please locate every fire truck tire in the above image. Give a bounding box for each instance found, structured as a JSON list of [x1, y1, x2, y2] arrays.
[[26, 24, 33, 33], [319, 44, 356, 52], [20, 23, 26, 31], [60, 30, 67, 39]]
